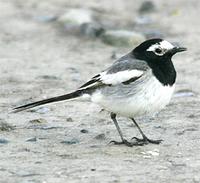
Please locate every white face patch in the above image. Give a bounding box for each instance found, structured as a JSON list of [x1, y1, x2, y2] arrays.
[[159, 40, 174, 49], [147, 40, 174, 56]]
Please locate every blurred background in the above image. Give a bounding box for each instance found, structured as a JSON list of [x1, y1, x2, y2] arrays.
[[0, 0, 200, 183]]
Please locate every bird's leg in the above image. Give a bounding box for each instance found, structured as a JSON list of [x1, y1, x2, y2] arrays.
[[109, 113, 143, 147], [131, 118, 162, 145]]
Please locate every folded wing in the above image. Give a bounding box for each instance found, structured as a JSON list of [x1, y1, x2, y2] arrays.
[[79, 59, 148, 91]]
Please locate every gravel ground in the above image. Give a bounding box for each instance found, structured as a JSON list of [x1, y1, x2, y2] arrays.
[[0, 0, 200, 183]]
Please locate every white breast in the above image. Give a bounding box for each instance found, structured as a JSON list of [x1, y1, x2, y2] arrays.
[[91, 74, 175, 118]]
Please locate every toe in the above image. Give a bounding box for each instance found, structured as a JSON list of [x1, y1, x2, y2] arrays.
[[131, 136, 163, 145], [147, 139, 163, 144], [109, 140, 123, 145]]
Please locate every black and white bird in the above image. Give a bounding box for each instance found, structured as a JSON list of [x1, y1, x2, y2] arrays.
[[13, 38, 186, 146]]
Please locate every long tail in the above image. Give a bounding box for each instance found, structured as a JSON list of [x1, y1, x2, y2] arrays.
[[12, 90, 82, 113]]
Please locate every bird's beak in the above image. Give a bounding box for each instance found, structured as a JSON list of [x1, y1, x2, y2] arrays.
[[170, 47, 187, 54]]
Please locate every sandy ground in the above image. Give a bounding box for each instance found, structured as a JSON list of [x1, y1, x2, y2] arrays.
[[1, 0, 200, 183]]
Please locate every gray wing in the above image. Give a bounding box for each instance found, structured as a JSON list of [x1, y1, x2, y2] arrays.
[[106, 52, 149, 74], [78, 53, 150, 91]]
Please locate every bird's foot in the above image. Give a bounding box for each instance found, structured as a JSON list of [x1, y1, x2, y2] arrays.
[[131, 136, 163, 145], [109, 139, 144, 147]]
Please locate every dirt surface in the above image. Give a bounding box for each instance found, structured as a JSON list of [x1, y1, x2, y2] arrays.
[[0, 0, 200, 183]]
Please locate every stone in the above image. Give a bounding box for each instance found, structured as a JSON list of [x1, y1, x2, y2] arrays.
[[58, 8, 93, 25], [58, 9, 105, 38], [60, 138, 79, 145], [66, 117, 73, 122], [80, 129, 89, 133], [101, 30, 145, 47], [94, 133, 106, 140], [38, 75, 59, 80], [0, 120, 14, 131], [80, 22, 105, 38], [174, 89, 195, 98], [29, 118, 47, 124], [0, 139, 9, 144], [26, 137, 37, 142], [139, 1, 156, 13]]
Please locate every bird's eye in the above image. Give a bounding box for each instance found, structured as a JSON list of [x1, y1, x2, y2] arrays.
[[155, 48, 162, 54]]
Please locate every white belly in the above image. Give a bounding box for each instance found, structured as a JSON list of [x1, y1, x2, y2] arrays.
[[91, 76, 175, 118]]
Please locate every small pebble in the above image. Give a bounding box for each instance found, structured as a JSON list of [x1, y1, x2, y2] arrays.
[[80, 129, 89, 133], [95, 133, 106, 140], [0, 138, 9, 144], [174, 89, 195, 98], [101, 30, 145, 47], [0, 120, 14, 131], [38, 75, 59, 80], [188, 114, 196, 118], [66, 117, 73, 122], [29, 118, 47, 124], [60, 138, 79, 145], [58, 8, 93, 25], [139, 1, 156, 13], [26, 137, 37, 142], [41, 126, 61, 130], [80, 22, 105, 38], [58, 8, 93, 35]]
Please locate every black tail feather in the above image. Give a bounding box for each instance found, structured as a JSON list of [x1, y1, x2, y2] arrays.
[[12, 90, 81, 113]]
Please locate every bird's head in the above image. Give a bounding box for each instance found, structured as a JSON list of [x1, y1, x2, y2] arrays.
[[133, 38, 187, 62]]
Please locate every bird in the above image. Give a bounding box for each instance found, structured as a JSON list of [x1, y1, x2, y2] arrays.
[[13, 38, 187, 147]]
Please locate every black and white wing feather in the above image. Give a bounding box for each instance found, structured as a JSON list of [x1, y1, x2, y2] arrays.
[[79, 55, 149, 91]]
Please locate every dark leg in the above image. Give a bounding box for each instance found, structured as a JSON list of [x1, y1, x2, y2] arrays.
[[110, 113, 124, 141], [131, 118, 162, 145], [109, 113, 143, 147]]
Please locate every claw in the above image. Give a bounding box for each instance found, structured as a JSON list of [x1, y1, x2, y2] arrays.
[[131, 136, 163, 145], [109, 139, 144, 147], [147, 138, 163, 144]]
